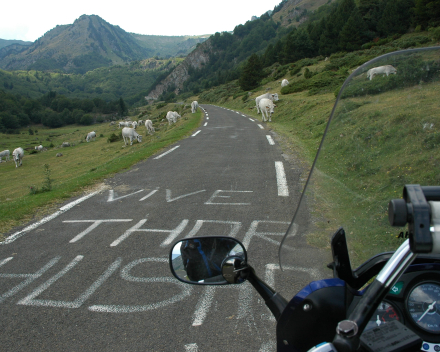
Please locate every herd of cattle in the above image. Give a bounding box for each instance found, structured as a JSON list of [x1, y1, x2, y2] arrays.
[[1, 66, 396, 168], [0, 148, 24, 168], [0, 102, 200, 167]]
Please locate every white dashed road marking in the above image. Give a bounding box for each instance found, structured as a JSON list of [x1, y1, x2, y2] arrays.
[[191, 130, 201, 137], [266, 135, 275, 145], [154, 146, 180, 159], [275, 161, 289, 197]]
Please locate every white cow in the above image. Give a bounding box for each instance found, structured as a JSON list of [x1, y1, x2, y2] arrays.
[[281, 79, 289, 87], [12, 147, 24, 168], [145, 119, 155, 135], [191, 101, 199, 113], [122, 127, 142, 146], [138, 119, 144, 125], [119, 121, 131, 128], [259, 98, 276, 122], [35, 145, 43, 151], [366, 65, 397, 80], [0, 149, 10, 162], [132, 121, 138, 129], [166, 111, 181, 125], [86, 131, 96, 142], [256, 93, 279, 114]]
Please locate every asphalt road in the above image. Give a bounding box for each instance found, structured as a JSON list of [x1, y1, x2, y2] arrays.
[[0, 105, 326, 351]]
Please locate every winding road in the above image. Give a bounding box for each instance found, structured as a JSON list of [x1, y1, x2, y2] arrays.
[[0, 105, 320, 351]]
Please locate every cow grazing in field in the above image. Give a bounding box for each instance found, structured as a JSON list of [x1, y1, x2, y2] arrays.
[[259, 98, 276, 122], [86, 131, 96, 142], [119, 121, 131, 128], [145, 119, 155, 135], [12, 147, 24, 168], [166, 111, 181, 125], [138, 120, 144, 126], [132, 121, 138, 129], [0, 149, 10, 162], [191, 101, 199, 113], [122, 127, 142, 146], [35, 145, 44, 151], [366, 65, 397, 80], [256, 93, 279, 114], [281, 79, 289, 87]]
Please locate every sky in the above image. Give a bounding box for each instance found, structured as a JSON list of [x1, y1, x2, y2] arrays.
[[1, 0, 282, 42]]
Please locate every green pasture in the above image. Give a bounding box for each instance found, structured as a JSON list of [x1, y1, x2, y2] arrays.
[[203, 52, 440, 266], [0, 107, 203, 239]]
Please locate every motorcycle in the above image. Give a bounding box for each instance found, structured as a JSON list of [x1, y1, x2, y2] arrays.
[[169, 46, 440, 352]]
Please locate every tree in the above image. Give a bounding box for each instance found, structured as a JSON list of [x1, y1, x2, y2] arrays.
[[118, 97, 127, 116], [283, 29, 314, 63], [377, 0, 414, 36], [239, 54, 263, 91], [0, 112, 19, 129], [319, 8, 340, 55], [339, 8, 368, 51], [413, 0, 440, 28], [358, 0, 382, 38], [80, 114, 93, 126]]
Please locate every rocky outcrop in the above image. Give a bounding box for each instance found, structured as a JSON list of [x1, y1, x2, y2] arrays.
[[145, 39, 213, 101]]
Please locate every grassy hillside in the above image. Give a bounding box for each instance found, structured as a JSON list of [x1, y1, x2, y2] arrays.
[[195, 37, 440, 265], [0, 104, 203, 239], [0, 57, 183, 103]]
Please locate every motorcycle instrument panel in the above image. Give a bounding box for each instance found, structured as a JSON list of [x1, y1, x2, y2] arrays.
[[365, 301, 401, 331], [407, 282, 440, 334]]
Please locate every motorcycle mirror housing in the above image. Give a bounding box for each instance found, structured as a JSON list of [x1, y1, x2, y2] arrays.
[[389, 185, 440, 253], [169, 236, 247, 285]]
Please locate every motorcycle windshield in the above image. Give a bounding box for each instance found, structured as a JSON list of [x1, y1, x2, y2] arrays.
[[279, 47, 440, 295]]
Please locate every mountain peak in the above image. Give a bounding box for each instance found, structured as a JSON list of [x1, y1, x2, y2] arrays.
[[0, 14, 153, 73]]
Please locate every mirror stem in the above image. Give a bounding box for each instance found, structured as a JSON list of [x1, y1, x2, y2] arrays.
[[245, 266, 287, 321]]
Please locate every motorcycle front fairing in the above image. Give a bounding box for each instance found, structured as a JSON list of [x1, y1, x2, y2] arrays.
[[278, 47, 440, 351]]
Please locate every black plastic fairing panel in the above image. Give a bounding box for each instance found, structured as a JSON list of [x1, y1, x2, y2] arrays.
[[277, 285, 346, 352]]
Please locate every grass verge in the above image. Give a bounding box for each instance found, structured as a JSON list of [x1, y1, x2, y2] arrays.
[[0, 109, 203, 240]]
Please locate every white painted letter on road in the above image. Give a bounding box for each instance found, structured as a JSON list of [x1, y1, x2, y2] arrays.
[[205, 190, 252, 205]]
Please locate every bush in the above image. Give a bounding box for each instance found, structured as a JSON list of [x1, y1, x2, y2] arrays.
[[80, 114, 93, 125], [156, 102, 167, 109], [282, 70, 347, 95], [29, 164, 53, 195], [432, 27, 440, 42], [107, 132, 122, 143], [304, 68, 313, 79]]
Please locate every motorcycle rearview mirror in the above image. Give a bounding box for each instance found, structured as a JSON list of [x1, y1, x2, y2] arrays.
[[169, 236, 247, 285], [388, 185, 440, 253]]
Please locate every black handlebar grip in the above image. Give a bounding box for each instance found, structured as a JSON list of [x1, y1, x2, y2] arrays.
[[389, 199, 408, 227]]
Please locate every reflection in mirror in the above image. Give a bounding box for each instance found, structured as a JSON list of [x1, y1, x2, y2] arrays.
[[222, 256, 246, 284], [170, 236, 247, 285]]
